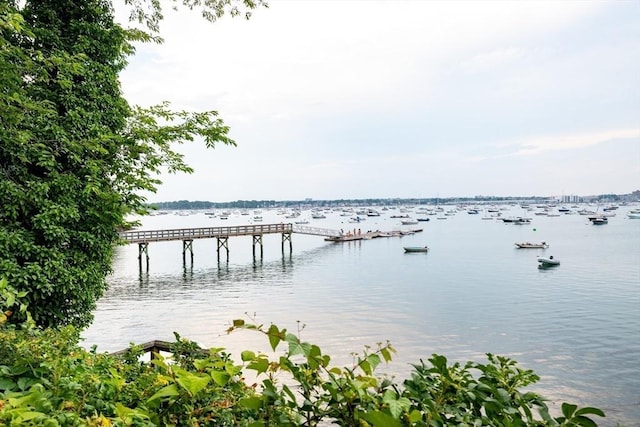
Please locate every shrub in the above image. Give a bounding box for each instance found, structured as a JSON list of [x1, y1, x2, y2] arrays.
[[0, 283, 605, 426]]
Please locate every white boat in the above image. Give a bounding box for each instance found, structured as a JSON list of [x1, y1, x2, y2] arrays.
[[403, 246, 429, 253], [625, 208, 640, 219], [401, 219, 418, 225], [538, 256, 560, 267], [515, 242, 549, 249]]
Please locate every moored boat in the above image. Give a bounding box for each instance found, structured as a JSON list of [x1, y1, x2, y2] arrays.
[[403, 246, 429, 253], [515, 242, 549, 249], [537, 256, 560, 267], [401, 219, 419, 225], [590, 216, 608, 225], [502, 217, 532, 224]]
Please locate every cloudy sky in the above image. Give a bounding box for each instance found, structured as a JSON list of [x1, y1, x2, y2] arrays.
[[118, 0, 639, 202]]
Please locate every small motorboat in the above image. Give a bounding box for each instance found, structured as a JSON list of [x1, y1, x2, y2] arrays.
[[537, 256, 560, 267], [590, 217, 608, 225], [515, 241, 549, 249], [404, 246, 429, 253]]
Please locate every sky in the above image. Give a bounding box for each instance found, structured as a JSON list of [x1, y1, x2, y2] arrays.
[[117, 0, 639, 202]]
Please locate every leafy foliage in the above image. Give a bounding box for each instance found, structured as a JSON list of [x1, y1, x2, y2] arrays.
[[122, 0, 268, 33], [223, 319, 605, 427], [0, 0, 250, 328], [0, 292, 607, 426]]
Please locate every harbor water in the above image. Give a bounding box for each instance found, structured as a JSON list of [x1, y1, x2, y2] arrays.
[[82, 205, 640, 426]]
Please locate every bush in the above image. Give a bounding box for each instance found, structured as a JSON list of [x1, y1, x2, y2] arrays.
[[0, 281, 605, 426]]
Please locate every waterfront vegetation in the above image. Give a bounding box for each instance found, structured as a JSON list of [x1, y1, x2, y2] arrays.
[[0, 279, 607, 426], [0, 0, 260, 329]]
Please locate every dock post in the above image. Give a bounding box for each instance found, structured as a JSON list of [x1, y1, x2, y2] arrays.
[[281, 231, 292, 255], [252, 234, 263, 259], [217, 236, 229, 262], [182, 239, 193, 263], [138, 242, 149, 271]]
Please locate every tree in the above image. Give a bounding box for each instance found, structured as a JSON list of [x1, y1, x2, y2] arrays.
[[0, 0, 265, 328]]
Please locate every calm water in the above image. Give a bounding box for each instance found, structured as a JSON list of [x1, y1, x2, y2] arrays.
[[82, 205, 640, 426]]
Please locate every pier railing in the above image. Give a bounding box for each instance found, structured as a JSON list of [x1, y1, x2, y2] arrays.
[[119, 223, 293, 244], [291, 224, 342, 237]]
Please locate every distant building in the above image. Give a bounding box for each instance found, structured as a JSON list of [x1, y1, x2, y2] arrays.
[[559, 195, 582, 203]]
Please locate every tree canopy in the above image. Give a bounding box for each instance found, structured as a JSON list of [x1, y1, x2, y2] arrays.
[[0, 0, 265, 328]]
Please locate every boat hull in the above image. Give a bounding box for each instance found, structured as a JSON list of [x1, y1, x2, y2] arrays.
[[537, 257, 560, 267], [404, 246, 429, 253], [515, 242, 549, 249]]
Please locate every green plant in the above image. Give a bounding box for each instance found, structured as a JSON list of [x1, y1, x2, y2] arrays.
[[0, 310, 606, 426]]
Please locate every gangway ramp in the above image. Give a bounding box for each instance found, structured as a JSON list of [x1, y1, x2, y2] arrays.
[[292, 224, 342, 238]]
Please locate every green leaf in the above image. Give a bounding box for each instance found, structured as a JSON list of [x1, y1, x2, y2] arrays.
[[238, 396, 263, 410], [241, 350, 256, 361], [562, 402, 578, 418], [366, 354, 381, 371], [571, 416, 599, 427], [247, 357, 269, 374], [575, 407, 606, 417], [285, 333, 309, 357], [307, 344, 322, 368], [16, 411, 46, 422], [0, 378, 16, 391], [282, 384, 297, 402], [210, 370, 231, 386], [147, 384, 179, 402], [267, 324, 282, 351], [359, 410, 402, 427], [408, 409, 422, 423], [175, 371, 211, 396], [382, 390, 411, 419], [380, 347, 393, 363]]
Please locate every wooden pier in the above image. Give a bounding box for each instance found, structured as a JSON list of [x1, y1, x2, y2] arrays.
[[119, 223, 296, 268], [119, 223, 348, 269], [118, 223, 419, 270]]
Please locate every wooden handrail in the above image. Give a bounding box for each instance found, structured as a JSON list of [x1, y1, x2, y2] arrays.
[[110, 340, 210, 359], [118, 223, 294, 244]]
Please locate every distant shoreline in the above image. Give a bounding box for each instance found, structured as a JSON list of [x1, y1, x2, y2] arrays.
[[149, 192, 639, 210]]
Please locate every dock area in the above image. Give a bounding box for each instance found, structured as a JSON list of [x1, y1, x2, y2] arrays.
[[324, 228, 423, 242], [117, 223, 424, 268]]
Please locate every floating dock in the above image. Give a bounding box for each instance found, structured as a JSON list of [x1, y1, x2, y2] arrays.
[[324, 228, 423, 242]]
